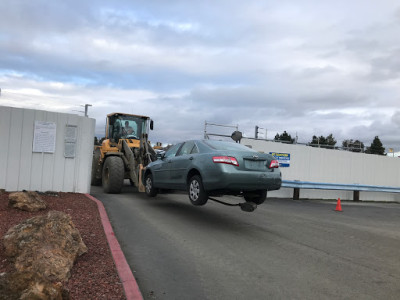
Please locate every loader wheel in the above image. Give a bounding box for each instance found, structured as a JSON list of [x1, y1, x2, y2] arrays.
[[91, 149, 102, 186], [102, 156, 124, 194], [244, 190, 267, 205], [144, 173, 158, 197], [188, 175, 208, 206]]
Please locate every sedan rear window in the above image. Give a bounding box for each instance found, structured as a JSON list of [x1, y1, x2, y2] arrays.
[[203, 140, 256, 152], [177, 141, 197, 156]]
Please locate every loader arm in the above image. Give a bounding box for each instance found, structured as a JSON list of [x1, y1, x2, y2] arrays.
[[121, 136, 156, 193]]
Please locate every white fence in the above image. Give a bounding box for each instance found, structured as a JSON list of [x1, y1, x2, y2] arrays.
[[0, 106, 95, 193], [242, 138, 400, 202]]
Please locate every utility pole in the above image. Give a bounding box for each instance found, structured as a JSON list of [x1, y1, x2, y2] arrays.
[[73, 104, 92, 117], [255, 125, 265, 139], [84, 104, 92, 117]]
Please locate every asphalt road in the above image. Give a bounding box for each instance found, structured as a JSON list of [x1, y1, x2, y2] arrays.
[[91, 184, 400, 300]]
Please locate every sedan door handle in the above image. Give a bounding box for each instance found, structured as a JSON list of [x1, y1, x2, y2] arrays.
[[189, 156, 194, 160]]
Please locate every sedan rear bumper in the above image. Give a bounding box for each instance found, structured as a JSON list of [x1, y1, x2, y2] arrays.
[[202, 167, 282, 192]]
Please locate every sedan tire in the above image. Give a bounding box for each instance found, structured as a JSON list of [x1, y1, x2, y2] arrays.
[[244, 190, 267, 205], [145, 173, 158, 197], [188, 175, 208, 206]]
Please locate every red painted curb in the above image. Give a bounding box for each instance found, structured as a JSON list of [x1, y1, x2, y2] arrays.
[[85, 194, 143, 300]]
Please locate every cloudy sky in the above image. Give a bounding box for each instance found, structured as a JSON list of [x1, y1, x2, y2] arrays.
[[1, 0, 400, 150]]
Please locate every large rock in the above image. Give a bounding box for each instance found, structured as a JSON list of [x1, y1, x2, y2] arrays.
[[9, 191, 47, 212], [0, 271, 66, 300], [4, 210, 88, 281], [2, 211, 87, 299]]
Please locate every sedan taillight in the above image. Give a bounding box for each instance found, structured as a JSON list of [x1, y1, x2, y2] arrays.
[[212, 156, 239, 166], [269, 160, 279, 168]]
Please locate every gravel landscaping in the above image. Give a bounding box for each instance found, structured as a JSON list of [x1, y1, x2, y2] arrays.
[[0, 191, 126, 300]]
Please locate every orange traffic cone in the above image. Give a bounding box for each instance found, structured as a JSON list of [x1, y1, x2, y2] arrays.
[[335, 198, 342, 212]]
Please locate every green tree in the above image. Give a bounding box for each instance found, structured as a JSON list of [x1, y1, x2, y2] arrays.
[[365, 136, 385, 155], [310, 134, 336, 148], [325, 134, 337, 146], [275, 131, 294, 144], [342, 139, 364, 152]]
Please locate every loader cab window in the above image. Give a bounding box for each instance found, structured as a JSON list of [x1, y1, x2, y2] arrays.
[[108, 115, 146, 140], [111, 118, 122, 141], [122, 120, 137, 138]]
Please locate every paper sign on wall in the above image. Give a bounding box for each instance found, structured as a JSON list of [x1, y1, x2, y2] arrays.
[[33, 121, 56, 153], [65, 125, 77, 142], [64, 125, 77, 158]]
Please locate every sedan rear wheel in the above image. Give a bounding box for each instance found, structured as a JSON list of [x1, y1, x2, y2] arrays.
[[188, 175, 208, 206]]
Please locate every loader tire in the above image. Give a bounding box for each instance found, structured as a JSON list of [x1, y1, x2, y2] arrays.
[[102, 156, 124, 194], [91, 149, 102, 186]]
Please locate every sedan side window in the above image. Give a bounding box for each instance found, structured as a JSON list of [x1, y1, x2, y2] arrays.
[[164, 143, 182, 158], [176, 141, 195, 156], [190, 144, 199, 154]]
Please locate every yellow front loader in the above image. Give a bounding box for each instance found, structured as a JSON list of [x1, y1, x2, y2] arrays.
[[91, 113, 157, 194]]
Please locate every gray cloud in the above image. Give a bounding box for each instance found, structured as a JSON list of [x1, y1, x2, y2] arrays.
[[392, 111, 400, 127], [1, 0, 400, 151], [367, 48, 400, 81]]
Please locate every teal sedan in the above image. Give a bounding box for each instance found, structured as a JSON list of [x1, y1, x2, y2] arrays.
[[143, 140, 281, 207]]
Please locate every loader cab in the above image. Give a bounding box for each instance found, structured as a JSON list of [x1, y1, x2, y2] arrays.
[[106, 113, 153, 143]]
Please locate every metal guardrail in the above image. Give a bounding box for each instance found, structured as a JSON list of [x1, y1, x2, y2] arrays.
[[282, 180, 400, 193], [282, 180, 400, 201]]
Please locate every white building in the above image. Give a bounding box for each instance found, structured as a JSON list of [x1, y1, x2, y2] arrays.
[[0, 106, 95, 193]]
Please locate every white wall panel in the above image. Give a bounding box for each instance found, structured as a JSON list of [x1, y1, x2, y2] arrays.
[[242, 138, 400, 202], [41, 110, 58, 192], [0, 107, 11, 188], [18, 108, 35, 190], [52, 113, 68, 191], [29, 110, 45, 191], [0, 106, 95, 193], [6, 107, 24, 191]]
